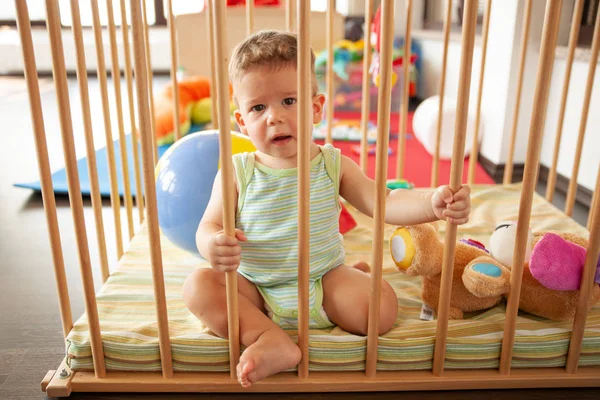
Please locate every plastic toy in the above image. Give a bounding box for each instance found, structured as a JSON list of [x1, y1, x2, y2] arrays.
[[386, 179, 413, 190], [155, 130, 256, 254], [152, 76, 235, 146]]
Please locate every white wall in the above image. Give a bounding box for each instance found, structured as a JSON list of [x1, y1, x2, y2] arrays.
[[412, 0, 521, 165], [513, 0, 599, 191], [411, 0, 599, 191], [0, 27, 171, 74], [0, 26, 172, 75]]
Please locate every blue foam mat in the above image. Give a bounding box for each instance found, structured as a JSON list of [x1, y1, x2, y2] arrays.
[[14, 124, 206, 198]]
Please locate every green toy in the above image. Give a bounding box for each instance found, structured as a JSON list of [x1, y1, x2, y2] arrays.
[[386, 179, 414, 190]]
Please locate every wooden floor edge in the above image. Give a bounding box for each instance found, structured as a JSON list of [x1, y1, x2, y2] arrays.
[[59, 368, 600, 394]]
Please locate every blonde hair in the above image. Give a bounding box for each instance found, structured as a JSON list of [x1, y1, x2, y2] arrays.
[[229, 30, 319, 95]]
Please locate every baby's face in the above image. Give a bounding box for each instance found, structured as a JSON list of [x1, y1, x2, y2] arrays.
[[233, 65, 324, 161]]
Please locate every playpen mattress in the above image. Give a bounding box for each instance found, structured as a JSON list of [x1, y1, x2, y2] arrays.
[[65, 183, 600, 371]]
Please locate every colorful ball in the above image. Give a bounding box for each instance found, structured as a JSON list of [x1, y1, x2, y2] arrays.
[[155, 130, 255, 255]]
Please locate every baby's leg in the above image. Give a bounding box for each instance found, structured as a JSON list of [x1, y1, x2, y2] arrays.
[[322, 265, 398, 335], [183, 268, 301, 387]]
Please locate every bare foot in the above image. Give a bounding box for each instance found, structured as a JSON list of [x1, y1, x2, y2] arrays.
[[236, 328, 301, 388], [352, 261, 371, 273]]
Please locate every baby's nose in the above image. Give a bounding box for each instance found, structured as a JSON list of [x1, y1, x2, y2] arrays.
[[267, 108, 285, 125]]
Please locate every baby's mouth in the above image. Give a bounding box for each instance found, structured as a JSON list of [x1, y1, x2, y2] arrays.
[[272, 135, 292, 142]]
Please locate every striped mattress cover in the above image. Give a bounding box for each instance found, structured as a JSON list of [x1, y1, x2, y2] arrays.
[[65, 184, 600, 371]]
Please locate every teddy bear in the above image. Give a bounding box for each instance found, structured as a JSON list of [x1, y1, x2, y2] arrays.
[[483, 222, 600, 321], [390, 222, 600, 321], [389, 222, 508, 319]]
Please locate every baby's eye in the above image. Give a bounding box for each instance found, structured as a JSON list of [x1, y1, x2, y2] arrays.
[[251, 104, 265, 112], [283, 97, 297, 106]]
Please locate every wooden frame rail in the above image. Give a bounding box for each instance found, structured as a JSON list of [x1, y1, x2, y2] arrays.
[[120, 0, 145, 223], [167, 0, 182, 142], [396, 0, 412, 180], [90, 0, 124, 260], [211, 0, 241, 377], [432, 0, 478, 376], [431, 0, 453, 188], [359, 0, 373, 174], [325, 0, 335, 144], [15, 0, 73, 341], [467, 0, 492, 186], [504, 0, 533, 185], [106, 0, 135, 240], [130, 0, 173, 378], [69, 0, 110, 284], [297, 0, 312, 379], [499, 0, 563, 374], [564, 8, 600, 216], [545, 0, 584, 198], [45, 0, 106, 378]]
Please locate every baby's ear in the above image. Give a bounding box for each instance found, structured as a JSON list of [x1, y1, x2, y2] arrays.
[[234, 110, 248, 135], [312, 94, 326, 124]]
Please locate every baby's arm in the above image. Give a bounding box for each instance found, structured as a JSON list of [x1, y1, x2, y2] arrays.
[[339, 155, 470, 226], [196, 170, 246, 270]]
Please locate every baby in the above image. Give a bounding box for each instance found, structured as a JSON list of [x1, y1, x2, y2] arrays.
[[183, 30, 471, 388]]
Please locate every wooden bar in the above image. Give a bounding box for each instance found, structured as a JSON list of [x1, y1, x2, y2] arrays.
[[91, 0, 124, 259], [15, 0, 73, 340], [71, 0, 110, 283], [130, 0, 173, 378], [45, 0, 106, 378], [206, 0, 218, 129], [467, 0, 492, 185], [499, 0, 562, 375], [546, 0, 584, 199], [107, 0, 135, 240], [359, 0, 373, 174], [565, 9, 600, 216], [365, 0, 395, 378], [431, 0, 452, 188], [297, 0, 311, 379], [41, 370, 55, 393], [589, 168, 600, 231], [566, 169, 600, 373], [432, 0, 478, 377], [167, 0, 182, 142], [142, 0, 159, 164], [504, 0, 533, 185], [247, 0, 254, 36], [286, 0, 294, 32], [325, 0, 334, 144], [120, 0, 145, 223], [211, 0, 240, 378], [396, 0, 411, 180], [62, 368, 600, 393]]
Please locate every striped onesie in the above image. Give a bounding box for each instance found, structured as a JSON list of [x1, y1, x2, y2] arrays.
[[232, 144, 345, 329]]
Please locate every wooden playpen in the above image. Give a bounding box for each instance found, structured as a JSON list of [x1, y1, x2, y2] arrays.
[[14, 0, 600, 396]]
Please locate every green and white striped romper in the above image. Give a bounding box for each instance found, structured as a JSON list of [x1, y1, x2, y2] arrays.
[[232, 144, 345, 329]]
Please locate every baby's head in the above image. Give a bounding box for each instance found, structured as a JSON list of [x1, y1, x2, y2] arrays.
[[229, 30, 325, 160], [229, 30, 319, 98]]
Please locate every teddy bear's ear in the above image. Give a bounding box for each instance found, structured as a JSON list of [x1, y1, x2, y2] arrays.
[[463, 257, 510, 298], [529, 233, 596, 291]]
